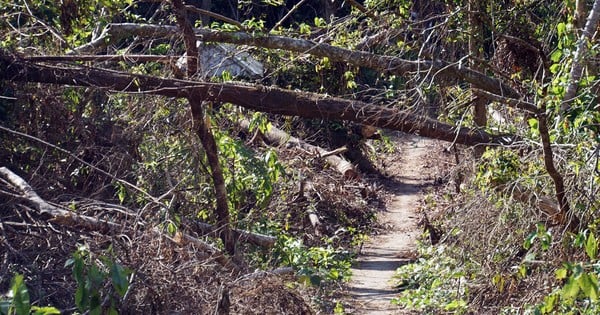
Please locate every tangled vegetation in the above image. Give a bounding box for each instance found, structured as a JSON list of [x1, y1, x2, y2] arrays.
[[1, 0, 600, 314]]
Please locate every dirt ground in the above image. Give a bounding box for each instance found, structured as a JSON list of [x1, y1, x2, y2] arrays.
[[345, 135, 438, 314]]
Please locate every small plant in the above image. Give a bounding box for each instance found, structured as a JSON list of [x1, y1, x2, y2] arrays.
[[0, 273, 60, 315], [274, 234, 353, 286], [392, 242, 468, 314], [64, 245, 132, 315]]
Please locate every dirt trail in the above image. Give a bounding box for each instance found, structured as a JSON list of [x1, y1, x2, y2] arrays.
[[347, 135, 435, 314]]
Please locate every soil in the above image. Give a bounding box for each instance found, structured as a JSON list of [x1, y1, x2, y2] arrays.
[[346, 135, 437, 314]]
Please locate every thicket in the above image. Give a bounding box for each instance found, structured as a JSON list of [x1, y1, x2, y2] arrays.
[[0, 0, 599, 314]]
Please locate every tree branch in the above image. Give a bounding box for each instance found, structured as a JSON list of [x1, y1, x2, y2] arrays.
[[562, 0, 600, 112], [173, 0, 236, 255], [72, 23, 519, 98], [0, 52, 517, 147], [537, 105, 579, 229], [238, 119, 358, 179], [0, 166, 120, 233]]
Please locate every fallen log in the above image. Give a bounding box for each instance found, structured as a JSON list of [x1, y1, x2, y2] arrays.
[[0, 166, 120, 234], [0, 166, 239, 269], [508, 184, 567, 225], [71, 23, 519, 98], [0, 52, 517, 147], [189, 219, 276, 248], [239, 119, 358, 179]]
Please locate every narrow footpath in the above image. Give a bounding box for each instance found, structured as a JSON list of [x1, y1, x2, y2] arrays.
[[347, 136, 435, 314]]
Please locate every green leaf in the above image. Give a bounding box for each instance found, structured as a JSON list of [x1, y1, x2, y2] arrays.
[[167, 222, 177, 235], [586, 232, 598, 260], [314, 17, 326, 28], [557, 22, 566, 36], [540, 293, 557, 314], [524, 231, 537, 249], [578, 273, 599, 301], [110, 263, 131, 297], [555, 268, 568, 280], [31, 306, 61, 315], [117, 186, 126, 204], [562, 276, 580, 300], [10, 274, 31, 315], [444, 299, 466, 311], [550, 50, 562, 63], [75, 285, 87, 311], [518, 264, 527, 279]]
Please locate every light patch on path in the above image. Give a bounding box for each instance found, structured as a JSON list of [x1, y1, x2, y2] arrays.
[[347, 136, 434, 314]]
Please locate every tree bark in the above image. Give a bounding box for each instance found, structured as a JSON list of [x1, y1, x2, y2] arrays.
[[238, 119, 358, 179], [173, 0, 236, 255], [188, 220, 276, 248], [562, 0, 600, 112], [537, 106, 578, 229], [469, 0, 488, 157], [72, 23, 519, 98], [0, 52, 516, 147]]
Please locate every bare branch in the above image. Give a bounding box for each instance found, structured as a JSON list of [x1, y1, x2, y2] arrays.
[[72, 23, 519, 97], [270, 0, 310, 32], [473, 89, 540, 114], [184, 5, 244, 29], [562, 0, 600, 112], [24, 55, 178, 63], [0, 166, 120, 233], [0, 52, 517, 147]]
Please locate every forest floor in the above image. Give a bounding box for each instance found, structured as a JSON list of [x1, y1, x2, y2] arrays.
[[345, 135, 437, 314]]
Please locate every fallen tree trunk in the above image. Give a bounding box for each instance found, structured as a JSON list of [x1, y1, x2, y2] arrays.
[[73, 23, 518, 98], [0, 166, 238, 269], [189, 220, 276, 248], [239, 119, 358, 179], [0, 52, 516, 147], [508, 184, 566, 225], [0, 166, 121, 233]]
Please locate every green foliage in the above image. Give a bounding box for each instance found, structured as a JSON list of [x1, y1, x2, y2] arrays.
[[274, 234, 353, 286], [64, 245, 132, 315], [0, 0, 136, 51], [0, 274, 60, 315], [524, 223, 552, 251], [392, 243, 468, 314], [476, 149, 520, 188], [215, 129, 284, 221], [531, 262, 600, 314]]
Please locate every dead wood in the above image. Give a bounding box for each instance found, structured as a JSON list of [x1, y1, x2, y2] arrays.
[[72, 23, 518, 98], [0, 166, 121, 234], [239, 119, 358, 179], [0, 166, 241, 270], [0, 52, 517, 147], [508, 184, 567, 225], [189, 220, 276, 248], [562, 0, 600, 112], [173, 0, 236, 256]]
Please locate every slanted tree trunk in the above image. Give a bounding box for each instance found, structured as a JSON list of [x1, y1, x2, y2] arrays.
[[173, 0, 235, 255], [469, 0, 488, 157], [537, 102, 578, 229]]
